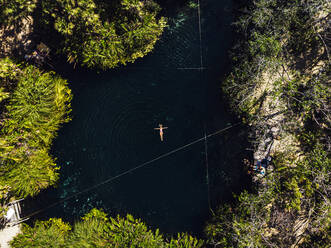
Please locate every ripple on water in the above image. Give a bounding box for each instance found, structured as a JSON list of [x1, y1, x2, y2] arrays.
[[31, 0, 242, 236], [127, 10, 201, 69]]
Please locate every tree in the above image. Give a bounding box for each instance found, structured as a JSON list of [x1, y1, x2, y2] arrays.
[[0, 0, 37, 26], [11, 209, 203, 248], [42, 0, 167, 69], [67, 209, 166, 248], [168, 233, 204, 248], [0, 59, 72, 197], [10, 218, 71, 248]]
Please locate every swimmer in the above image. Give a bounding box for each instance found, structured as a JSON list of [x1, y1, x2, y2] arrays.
[[154, 124, 168, 141]]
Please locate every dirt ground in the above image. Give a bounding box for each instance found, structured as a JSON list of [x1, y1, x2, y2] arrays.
[[0, 225, 20, 248]]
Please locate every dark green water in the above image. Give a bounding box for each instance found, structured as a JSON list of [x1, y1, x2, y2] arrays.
[[28, 0, 250, 235]]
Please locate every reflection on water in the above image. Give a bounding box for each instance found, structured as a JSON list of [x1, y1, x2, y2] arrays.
[[27, 0, 251, 236]]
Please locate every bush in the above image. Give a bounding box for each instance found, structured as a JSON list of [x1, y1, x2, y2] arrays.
[[11, 209, 203, 248], [0, 0, 37, 26], [0, 59, 72, 197], [42, 0, 167, 69], [10, 218, 71, 248]]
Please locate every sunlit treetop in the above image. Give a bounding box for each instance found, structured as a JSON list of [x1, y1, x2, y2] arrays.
[[0, 0, 37, 25], [42, 0, 167, 69]]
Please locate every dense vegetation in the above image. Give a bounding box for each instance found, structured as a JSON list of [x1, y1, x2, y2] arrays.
[[0, 58, 72, 219], [0, 0, 165, 224], [206, 0, 330, 247], [1, 0, 166, 69], [0, 0, 166, 69], [0, 0, 329, 247], [0, 1, 202, 247], [41, 0, 167, 69], [10, 208, 203, 248], [0, 0, 37, 26]]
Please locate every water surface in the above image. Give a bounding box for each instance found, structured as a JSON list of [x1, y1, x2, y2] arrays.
[[29, 0, 250, 235]]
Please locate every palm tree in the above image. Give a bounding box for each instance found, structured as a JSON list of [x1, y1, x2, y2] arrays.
[[0, 60, 72, 197]]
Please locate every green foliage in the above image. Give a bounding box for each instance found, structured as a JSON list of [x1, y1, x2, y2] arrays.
[[206, 142, 330, 247], [105, 213, 164, 247], [69, 212, 165, 247], [249, 32, 281, 58], [0, 0, 37, 26], [11, 209, 202, 248], [168, 233, 204, 248], [280, 70, 330, 127], [0, 57, 21, 87], [0, 87, 9, 103], [42, 0, 167, 69], [188, 2, 198, 9], [0, 184, 10, 201], [3, 66, 72, 148], [205, 191, 269, 248], [283, 177, 303, 211], [1, 149, 59, 197], [276, 144, 331, 212], [223, 0, 330, 121], [205, 204, 235, 247], [206, 143, 330, 247], [0, 58, 72, 197], [0, 184, 10, 219], [10, 218, 71, 248], [81, 207, 109, 222]]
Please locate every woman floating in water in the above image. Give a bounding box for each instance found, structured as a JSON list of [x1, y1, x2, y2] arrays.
[[154, 124, 168, 141]]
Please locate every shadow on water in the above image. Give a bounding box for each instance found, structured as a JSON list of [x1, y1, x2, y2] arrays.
[[24, 0, 252, 236]]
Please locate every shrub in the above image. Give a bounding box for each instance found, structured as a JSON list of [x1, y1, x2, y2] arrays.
[[0, 59, 72, 197], [42, 0, 167, 69]]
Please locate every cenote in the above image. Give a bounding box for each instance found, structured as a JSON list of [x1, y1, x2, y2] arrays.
[[27, 0, 250, 236]]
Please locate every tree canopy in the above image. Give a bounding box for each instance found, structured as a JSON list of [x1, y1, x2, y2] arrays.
[[0, 0, 37, 26], [41, 0, 167, 69], [0, 58, 72, 198], [206, 0, 330, 247], [11, 209, 204, 248]]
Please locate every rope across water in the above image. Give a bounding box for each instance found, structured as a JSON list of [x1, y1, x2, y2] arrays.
[[24, 123, 240, 219], [24, 0, 237, 221]]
